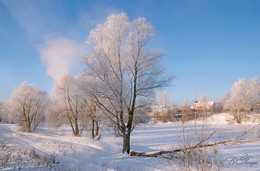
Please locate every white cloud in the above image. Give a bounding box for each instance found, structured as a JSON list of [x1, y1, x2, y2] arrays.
[[40, 36, 86, 80], [3, 1, 117, 80]]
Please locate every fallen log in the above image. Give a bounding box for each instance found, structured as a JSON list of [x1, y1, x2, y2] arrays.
[[130, 124, 260, 157], [130, 151, 169, 157]]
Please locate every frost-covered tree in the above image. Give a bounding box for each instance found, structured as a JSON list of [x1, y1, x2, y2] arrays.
[[79, 96, 101, 139], [85, 13, 172, 153], [154, 91, 174, 106], [1, 102, 15, 123], [150, 91, 176, 122], [157, 91, 168, 106], [216, 90, 230, 113], [0, 101, 3, 121], [3, 82, 49, 132], [199, 94, 207, 102], [224, 78, 250, 123], [49, 74, 87, 136], [248, 77, 260, 112], [77, 75, 102, 139]]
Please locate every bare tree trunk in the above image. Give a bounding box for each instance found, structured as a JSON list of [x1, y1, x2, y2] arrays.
[[95, 120, 99, 137], [91, 119, 95, 138], [74, 121, 79, 136], [25, 112, 32, 132], [122, 134, 130, 154], [28, 123, 32, 132], [22, 119, 31, 132]]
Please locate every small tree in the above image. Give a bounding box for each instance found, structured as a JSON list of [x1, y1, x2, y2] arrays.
[[199, 94, 207, 102], [0, 101, 3, 122], [3, 82, 49, 132], [49, 74, 87, 136], [216, 90, 230, 113], [248, 77, 260, 112], [224, 78, 250, 123], [85, 13, 172, 153], [1, 102, 14, 123], [79, 97, 100, 138], [77, 75, 104, 138], [181, 99, 194, 122], [151, 91, 175, 122]]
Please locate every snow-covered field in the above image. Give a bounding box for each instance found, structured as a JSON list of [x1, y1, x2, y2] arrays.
[[0, 113, 259, 170]]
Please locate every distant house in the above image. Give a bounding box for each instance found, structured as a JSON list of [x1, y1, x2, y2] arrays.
[[194, 100, 215, 111]]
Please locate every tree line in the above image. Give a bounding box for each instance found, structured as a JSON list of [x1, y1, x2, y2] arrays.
[[217, 77, 260, 123]]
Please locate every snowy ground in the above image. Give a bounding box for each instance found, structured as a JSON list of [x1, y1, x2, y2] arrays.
[[0, 113, 259, 170]]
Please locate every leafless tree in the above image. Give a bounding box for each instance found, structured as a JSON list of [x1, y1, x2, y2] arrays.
[[85, 13, 172, 153], [49, 74, 87, 136], [248, 77, 260, 112], [0, 101, 4, 122], [79, 97, 100, 139], [224, 78, 250, 123], [3, 82, 49, 132], [216, 90, 230, 113]]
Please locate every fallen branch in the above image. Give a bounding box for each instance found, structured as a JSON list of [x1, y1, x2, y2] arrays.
[[130, 124, 260, 157]]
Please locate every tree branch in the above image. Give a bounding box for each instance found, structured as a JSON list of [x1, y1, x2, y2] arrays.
[[130, 124, 260, 157]]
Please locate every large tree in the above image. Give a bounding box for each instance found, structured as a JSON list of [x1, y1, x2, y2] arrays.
[[85, 13, 172, 153], [3, 82, 49, 132]]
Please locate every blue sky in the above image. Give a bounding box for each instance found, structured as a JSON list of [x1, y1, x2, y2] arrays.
[[0, 0, 259, 105]]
